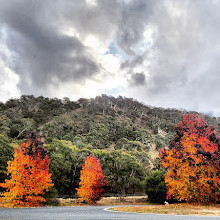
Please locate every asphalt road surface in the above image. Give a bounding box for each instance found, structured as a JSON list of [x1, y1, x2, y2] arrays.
[[1, 206, 220, 220]]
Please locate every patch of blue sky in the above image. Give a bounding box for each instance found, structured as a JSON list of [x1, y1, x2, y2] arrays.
[[105, 42, 119, 55], [105, 39, 151, 62], [104, 41, 133, 62]]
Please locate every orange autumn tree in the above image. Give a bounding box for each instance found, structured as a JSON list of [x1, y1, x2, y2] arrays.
[[0, 132, 53, 207], [160, 114, 220, 203], [77, 155, 108, 204]]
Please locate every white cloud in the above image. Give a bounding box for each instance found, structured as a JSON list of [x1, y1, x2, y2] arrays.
[[0, 60, 21, 102]]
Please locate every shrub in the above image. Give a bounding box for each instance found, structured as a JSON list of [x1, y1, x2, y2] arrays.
[[145, 170, 167, 203]]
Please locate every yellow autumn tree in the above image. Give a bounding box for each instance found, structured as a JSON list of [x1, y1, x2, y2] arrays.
[[160, 114, 220, 203], [0, 132, 53, 207]]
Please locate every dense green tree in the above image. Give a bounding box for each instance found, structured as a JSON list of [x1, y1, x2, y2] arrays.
[[152, 157, 162, 171], [86, 123, 110, 149], [0, 116, 10, 136], [0, 135, 14, 191], [145, 170, 167, 203], [9, 118, 36, 139], [155, 135, 167, 150], [95, 150, 146, 194], [115, 138, 143, 151], [46, 140, 83, 195]]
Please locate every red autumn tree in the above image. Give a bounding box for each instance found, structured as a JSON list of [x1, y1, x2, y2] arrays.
[[77, 155, 108, 204], [0, 132, 53, 207], [160, 114, 220, 203]]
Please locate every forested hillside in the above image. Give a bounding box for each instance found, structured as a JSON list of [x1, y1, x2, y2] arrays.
[[1, 95, 220, 196]]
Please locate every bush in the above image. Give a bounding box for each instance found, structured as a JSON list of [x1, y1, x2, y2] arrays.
[[44, 186, 59, 206], [44, 186, 58, 199], [145, 170, 167, 203]]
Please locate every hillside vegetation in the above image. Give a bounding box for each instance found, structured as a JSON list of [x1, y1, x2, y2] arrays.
[[1, 94, 220, 196]]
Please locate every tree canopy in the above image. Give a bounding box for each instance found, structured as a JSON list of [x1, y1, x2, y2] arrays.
[[160, 114, 220, 203], [0, 132, 53, 207], [77, 155, 108, 204]]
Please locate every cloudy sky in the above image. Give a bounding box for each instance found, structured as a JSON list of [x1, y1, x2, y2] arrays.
[[0, 0, 220, 115]]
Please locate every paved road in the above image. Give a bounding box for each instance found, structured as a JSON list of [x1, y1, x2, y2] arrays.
[[0, 206, 220, 220]]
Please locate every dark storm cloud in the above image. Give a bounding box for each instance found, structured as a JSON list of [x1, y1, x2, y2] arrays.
[[113, 0, 220, 115], [1, 0, 220, 115], [0, 0, 99, 95], [0, 0, 155, 96], [116, 0, 157, 55], [63, 0, 121, 39], [130, 72, 146, 86]]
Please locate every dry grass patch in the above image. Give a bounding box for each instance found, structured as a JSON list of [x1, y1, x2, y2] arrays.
[[0, 196, 148, 207], [56, 198, 81, 206], [57, 196, 147, 206], [97, 196, 147, 206], [112, 204, 220, 216]]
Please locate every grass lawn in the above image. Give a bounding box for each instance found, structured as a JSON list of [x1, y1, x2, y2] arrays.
[[112, 204, 220, 216]]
